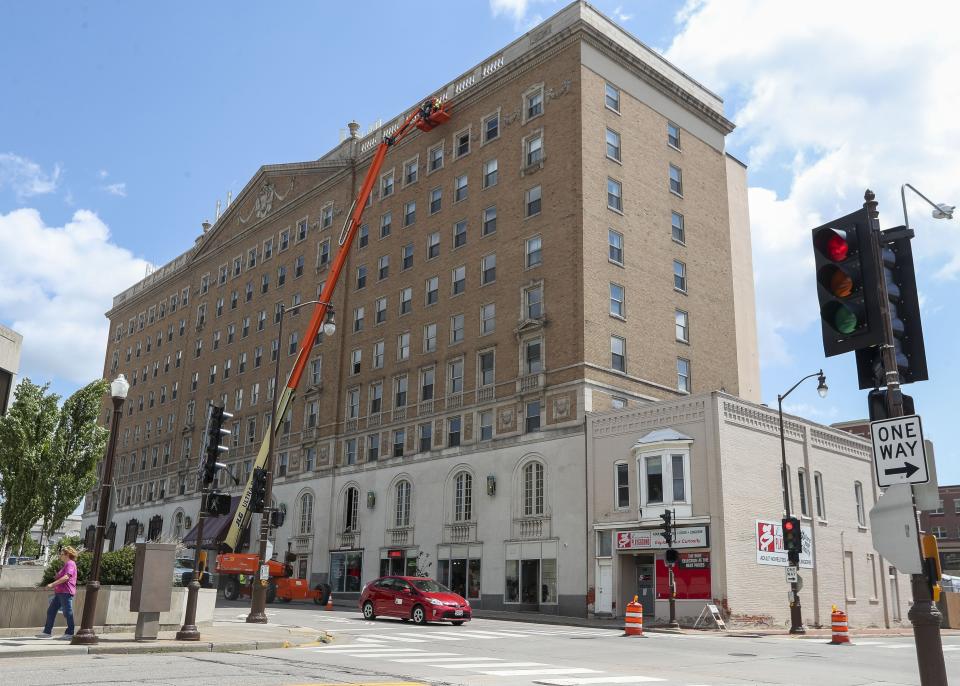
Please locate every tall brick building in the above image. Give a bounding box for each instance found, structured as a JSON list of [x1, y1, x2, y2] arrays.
[[83, 2, 759, 615]]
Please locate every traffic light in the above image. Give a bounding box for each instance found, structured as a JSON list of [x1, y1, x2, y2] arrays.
[[782, 516, 802, 560], [202, 404, 233, 485], [854, 228, 928, 388], [867, 388, 915, 421], [811, 208, 883, 357], [250, 467, 268, 513], [659, 510, 673, 547], [205, 491, 232, 516], [665, 548, 679, 565], [270, 508, 286, 529]]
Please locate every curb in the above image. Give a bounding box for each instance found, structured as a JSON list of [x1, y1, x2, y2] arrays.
[[0, 638, 295, 659]]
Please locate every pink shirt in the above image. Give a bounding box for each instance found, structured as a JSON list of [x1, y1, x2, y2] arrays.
[[54, 559, 77, 596]]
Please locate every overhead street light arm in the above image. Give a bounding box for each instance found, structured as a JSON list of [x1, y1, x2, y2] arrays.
[[901, 183, 955, 231]]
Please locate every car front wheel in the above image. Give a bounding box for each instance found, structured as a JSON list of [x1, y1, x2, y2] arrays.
[[362, 600, 376, 620], [222, 577, 241, 601], [411, 605, 427, 625], [451, 620, 465, 626]]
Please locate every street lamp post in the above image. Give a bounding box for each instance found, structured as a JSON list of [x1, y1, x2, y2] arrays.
[[900, 183, 955, 231], [247, 300, 334, 624], [777, 370, 827, 635], [72, 374, 130, 646]]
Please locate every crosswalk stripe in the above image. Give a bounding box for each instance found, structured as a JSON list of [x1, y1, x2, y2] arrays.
[[347, 651, 460, 659], [533, 678, 667, 685], [365, 634, 429, 643], [444, 631, 500, 640], [307, 647, 425, 654], [481, 668, 601, 676], [392, 632, 464, 641], [459, 630, 529, 637], [431, 662, 547, 669], [390, 656, 497, 663]]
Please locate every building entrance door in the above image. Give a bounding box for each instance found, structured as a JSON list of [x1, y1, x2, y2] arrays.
[[596, 561, 613, 615], [521, 559, 540, 604], [635, 555, 655, 619]]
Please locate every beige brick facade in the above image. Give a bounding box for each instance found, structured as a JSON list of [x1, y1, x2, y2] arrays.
[[83, 2, 761, 616]]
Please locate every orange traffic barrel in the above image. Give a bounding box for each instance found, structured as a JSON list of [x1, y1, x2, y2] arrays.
[[830, 607, 851, 644], [624, 595, 644, 637]]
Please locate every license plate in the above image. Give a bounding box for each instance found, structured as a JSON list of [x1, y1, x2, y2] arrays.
[[454, 609, 463, 616]]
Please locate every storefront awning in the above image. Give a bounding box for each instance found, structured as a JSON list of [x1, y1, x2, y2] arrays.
[[182, 496, 241, 549]]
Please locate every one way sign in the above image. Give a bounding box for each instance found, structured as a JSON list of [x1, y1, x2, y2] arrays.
[[870, 414, 929, 488]]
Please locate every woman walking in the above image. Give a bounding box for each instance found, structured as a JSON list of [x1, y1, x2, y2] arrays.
[[36, 546, 78, 639]]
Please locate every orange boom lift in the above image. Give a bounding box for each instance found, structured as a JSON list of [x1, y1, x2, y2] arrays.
[[213, 98, 452, 600]]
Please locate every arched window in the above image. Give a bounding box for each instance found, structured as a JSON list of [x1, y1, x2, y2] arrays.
[[395, 480, 411, 527], [454, 471, 473, 522], [523, 461, 544, 516], [344, 487, 359, 532], [299, 492, 314, 535], [173, 511, 184, 539]]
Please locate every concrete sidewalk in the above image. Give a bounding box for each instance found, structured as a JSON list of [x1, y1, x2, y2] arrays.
[[0, 620, 331, 659]]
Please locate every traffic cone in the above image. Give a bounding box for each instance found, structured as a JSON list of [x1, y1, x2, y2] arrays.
[[830, 605, 851, 645], [325, 594, 334, 611]]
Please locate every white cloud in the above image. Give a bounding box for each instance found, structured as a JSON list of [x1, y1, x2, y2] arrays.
[[0, 153, 62, 199], [489, 0, 558, 29], [664, 0, 960, 369], [612, 5, 633, 22], [98, 169, 109, 179], [103, 182, 127, 197], [0, 208, 150, 387]]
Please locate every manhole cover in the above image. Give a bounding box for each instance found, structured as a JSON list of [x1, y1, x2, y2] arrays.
[[728, 652, 757, 657]]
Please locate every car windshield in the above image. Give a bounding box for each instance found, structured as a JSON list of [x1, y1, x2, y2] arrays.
[[410, 579, 449, 593]]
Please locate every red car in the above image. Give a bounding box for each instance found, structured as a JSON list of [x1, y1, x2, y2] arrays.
[[359, 576, 471, 625]]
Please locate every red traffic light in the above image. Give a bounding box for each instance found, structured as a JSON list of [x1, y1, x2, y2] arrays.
[[814, 228, 851, 262], [783, 520, 795, 531]]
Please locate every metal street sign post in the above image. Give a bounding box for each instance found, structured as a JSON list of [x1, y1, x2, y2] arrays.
[[869, 483, 922, 574], [870, 415, 928, 488], [785, 566, 798, 583]]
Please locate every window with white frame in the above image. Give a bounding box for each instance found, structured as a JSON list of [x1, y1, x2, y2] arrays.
[[428, 143, 444, 172], [378, 254, 389, 280], [403, 157, 418, 185], [607, 178, 622, 212], [369, 381, 383, 414], [676, 310, 689, 343], [525, 185, 541, 217], [343, 486, 359, 530], [524, 86, 543, 120], [426, 276, 439, 305], [667, 122, 681, 149], [454, 471, 473, 521], [400, 287, 412, 315], [418, 422, 432, 452], [814, 471, 826, 519], [393, 429, 405, 457], [482, 205, 497, 235], [522, 461, 545, 515], [483, 111, 499, 142], [351, 348, 362, 374], [525, 400, 541, 433], [524, 337, 543, 374], [373, 340, 384, 369], [525, 132, 543, 167], [423, 322, 437, 352], [674, 260, 687, 292], [380, 211, 392, 238], [604, 82, 620, 112], [677, 358, 690, 392], [479, 350, 495, 386], [798, 468, 810, 517], [450, 313, 464, 343], [430, 186, 442, 214], [611, 336, 626, 372], [609, 283, 625, 318], [672, 211, 685, 244], [452, 265, 466, 295], [447, 416, 462, 447], [669, 164, 683, 195], [299, 492, 314, 534], [615, 462, 630, 509], [447, 358, 464, 394], [420, 367, 435, 401], [855, 481, 866, 526], [455, 128, 471, 157], [637, 448, 690, 507], [397, 332, 410, 360], [404, 200, 416, 226], [525, 235, 542, 268], [481, 302, 495, 335], [479, 410, 493, 440], [455, 174, 468, 202], [427, 232, 440, 259], [321, 204, 334, 229], [394, 375, 408, 407], [453, 220, 467, 248], [346, 388, 359, 419], [608, 229, 623, 264], [381, 169, 395, 197], [525, 283, 544, 320], [481, 253, 496, 284], [483, 159, 498, 188], [605, 128, 621, 162]]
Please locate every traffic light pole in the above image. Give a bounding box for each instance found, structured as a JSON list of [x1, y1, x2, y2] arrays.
[[247, 304, 284, 624], [864, 190, 947, 686], [176, 487, 206, 641]]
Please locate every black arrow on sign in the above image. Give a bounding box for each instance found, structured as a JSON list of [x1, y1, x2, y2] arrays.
[[884, 462, 920, 478]]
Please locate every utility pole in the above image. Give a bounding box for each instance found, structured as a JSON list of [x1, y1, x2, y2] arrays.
[[864, 190, 947, 685]]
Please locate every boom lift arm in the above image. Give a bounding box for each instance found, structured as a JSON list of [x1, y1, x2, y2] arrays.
[[221, 98, 451, 552]]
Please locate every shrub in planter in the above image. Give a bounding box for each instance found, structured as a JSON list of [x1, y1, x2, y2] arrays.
[[39, 546, 136, 587]]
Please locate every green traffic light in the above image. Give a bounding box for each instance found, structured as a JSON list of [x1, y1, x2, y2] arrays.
[[822, 302, 859, 335]]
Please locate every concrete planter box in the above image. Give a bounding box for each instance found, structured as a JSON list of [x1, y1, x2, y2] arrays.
[[0, 585, 216, 630], [0, 565, 45, 589]]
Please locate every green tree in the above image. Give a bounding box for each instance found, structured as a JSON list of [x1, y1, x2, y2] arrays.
[[35, 379, 109, 552], [0, 378, 109, 560], [0, 379, 58, 559]]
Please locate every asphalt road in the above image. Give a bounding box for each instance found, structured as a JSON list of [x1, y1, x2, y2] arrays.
[[3, 603, 958, 685]]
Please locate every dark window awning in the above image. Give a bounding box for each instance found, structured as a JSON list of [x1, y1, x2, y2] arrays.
[[182, 496, 241, 549]]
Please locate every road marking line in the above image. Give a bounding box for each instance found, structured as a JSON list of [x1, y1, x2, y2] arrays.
[[392, 632, 464, 641], [305, 647, 426, 654], [431, 662, 547, 669], [533, 678, 667, 685], [480, 668, 601, 676], [365, 634, 429, 643], [390, 657, 501, 663], [444, 631, 500, 639]]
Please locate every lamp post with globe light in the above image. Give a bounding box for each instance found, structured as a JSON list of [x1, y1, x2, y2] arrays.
[[72, 374, 129, 645], [777, 370, 827, 635]]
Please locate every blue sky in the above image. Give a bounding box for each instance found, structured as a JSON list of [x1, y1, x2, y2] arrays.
[[1, 0, 958, 485]]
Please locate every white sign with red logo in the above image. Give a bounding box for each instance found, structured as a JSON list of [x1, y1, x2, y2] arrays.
[[755, 519, 813, 569], [616, 526, 708, 550]]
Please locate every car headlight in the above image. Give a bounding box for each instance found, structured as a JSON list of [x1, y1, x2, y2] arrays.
[[428, 598, 443, 606]]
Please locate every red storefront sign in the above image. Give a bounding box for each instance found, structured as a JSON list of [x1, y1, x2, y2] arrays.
[[616, 526, 709, 550]]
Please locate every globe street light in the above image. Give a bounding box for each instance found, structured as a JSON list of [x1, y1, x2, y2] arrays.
[[777, 370, 826, 635], [73, 374, 129, 645]]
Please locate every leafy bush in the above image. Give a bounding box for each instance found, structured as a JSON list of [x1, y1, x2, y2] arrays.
[[39, 546, 135, 587]]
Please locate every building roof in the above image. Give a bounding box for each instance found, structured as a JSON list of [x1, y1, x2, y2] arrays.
[[632, 428, 693, 448]]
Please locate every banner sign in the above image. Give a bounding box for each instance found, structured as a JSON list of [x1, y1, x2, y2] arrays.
[[755, 519, 813, 569], [616, 525, 709, 550]]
